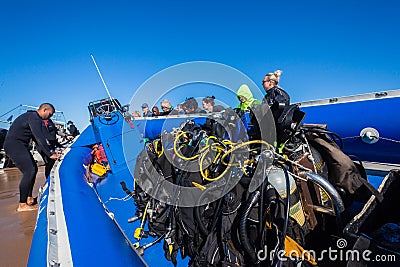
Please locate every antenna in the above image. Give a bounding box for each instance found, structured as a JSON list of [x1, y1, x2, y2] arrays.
[[90, 54, 126, 114], [90, 54, 115, 102], [90, 55, 129, 120]]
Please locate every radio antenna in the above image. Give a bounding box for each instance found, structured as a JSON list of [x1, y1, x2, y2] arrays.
[[90, 54, 115, 102]]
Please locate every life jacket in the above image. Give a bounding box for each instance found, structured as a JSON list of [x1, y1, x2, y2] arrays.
[[93, 144, 108, 164]]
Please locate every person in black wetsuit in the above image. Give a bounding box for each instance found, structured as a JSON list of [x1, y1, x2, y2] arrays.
[[67, 120, 79, 137], [4, 103, 61, 212], [40, 118, 64, 179], [202, 96, 225, 113], [262, 70, 290, 120], [0, 128, 8, 166], [0, 128, 7, 149], [182, 98, 206, 114]]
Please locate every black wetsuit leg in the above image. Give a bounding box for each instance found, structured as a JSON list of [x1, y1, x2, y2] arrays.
[[4, 142, 38, 203]]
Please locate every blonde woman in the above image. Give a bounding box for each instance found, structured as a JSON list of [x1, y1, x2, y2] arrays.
[[262, 70, 290, 119], [160, 99, 173, 115]]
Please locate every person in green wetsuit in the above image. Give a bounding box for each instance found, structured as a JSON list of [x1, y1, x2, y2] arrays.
[[236, 84, 260, 110]]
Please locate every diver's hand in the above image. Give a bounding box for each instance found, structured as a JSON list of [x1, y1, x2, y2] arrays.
[[50, 152, 62, 160]]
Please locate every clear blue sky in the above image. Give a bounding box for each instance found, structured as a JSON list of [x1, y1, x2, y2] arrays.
[[1, 0, 399, 130]]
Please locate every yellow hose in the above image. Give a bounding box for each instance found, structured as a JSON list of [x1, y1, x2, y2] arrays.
[[154, 139, 164, 157], [220, 140, 272, 165], [200, 147, 232, 181], [134, 201, 150, 240], [173, 131, 273, 183], [173, 131, 201, 161]]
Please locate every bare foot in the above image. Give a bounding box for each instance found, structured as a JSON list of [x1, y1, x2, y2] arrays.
[[27, 197, 38, 206], [17, 203, 39, 212]]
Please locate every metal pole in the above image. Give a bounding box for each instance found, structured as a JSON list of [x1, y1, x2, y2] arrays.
[[90, 54, 114, 102]]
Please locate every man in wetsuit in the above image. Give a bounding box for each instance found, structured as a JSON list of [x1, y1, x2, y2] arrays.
[[4, 103, 61, 212]]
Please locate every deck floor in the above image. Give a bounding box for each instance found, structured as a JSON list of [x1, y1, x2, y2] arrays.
[[0, 166, 46, 267]]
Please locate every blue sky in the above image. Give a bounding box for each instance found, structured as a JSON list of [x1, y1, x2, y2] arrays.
[[1, 0, 399, 130]]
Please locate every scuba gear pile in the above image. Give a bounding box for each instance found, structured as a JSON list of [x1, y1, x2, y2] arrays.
[[126, 104, 389, 267]]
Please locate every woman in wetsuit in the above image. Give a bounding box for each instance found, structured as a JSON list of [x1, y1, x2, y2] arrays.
[[262, 70, 290, 120]]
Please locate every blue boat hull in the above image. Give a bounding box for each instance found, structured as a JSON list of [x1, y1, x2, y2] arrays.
[[300, 91, 400, 164], [29, 90, 400, 266]]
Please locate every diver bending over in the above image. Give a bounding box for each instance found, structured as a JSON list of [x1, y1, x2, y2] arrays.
[[4, 103, 61, 212]]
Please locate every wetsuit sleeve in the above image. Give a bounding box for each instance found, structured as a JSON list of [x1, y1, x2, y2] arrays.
[[29, 114, 53, 157], [48, 119, 64, 148]]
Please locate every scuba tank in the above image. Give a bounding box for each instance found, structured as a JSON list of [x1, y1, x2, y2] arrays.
[[267, 166, 306, 227]]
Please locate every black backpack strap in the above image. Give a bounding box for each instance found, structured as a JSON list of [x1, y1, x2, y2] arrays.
[[359, 178, 384, 202], [348, 155, 383, 202]]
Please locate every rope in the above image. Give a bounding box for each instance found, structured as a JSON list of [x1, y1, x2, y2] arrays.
[[341, 135, 400, 144], [107, 194, 133, 202], [379, 137, 400, 144]]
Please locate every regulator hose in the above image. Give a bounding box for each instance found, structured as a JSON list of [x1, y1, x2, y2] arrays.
[[120, 181, 133, 196], [239, 163, 291, 266], [194, 202, 210, 237], [239, 190, 261, 264]]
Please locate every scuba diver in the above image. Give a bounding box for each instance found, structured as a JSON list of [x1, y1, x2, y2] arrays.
[[0, 128, 8, 167], [236, 84, 260, 110], [4, 103, 61, 212], [159, 99, 175, 116], [262, 70, 290, 119], [182, 97, 206, 114], [202, 96, 225, 113], [67, 120, 80, 137], [151, 106, 161, 117], [0, 128, 7, 150], [39, 118, 64, 179]]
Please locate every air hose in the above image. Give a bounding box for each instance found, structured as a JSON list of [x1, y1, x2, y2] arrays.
[[239, 190, 261, 264], [239, 163, 291, 266], [120, 181, 133, 196], [194, 204, 210, 237]]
